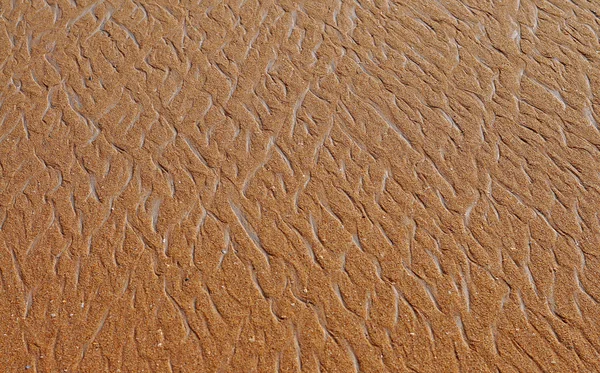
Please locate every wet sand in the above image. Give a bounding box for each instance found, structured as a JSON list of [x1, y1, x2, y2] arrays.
[[1, 0, 600, 372]]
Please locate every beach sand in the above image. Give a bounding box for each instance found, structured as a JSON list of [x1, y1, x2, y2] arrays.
[[1, 0, 600, 371]]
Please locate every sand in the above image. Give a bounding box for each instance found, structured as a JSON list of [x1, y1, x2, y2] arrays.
[[1, 0, 600, 371]]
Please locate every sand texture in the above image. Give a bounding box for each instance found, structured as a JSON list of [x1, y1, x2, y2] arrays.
[[1, 0, 600, 372]]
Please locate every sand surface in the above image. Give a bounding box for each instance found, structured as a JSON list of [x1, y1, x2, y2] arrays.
[[1, 0, 600, 372]]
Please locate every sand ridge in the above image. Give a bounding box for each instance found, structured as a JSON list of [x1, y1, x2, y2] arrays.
[[1, 0, 600, 372]]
